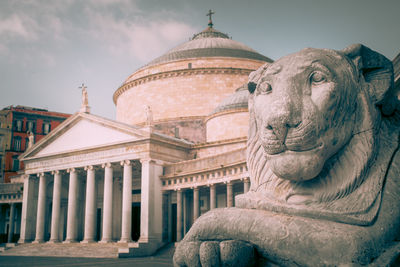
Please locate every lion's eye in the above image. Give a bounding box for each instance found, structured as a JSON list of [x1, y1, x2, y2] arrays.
[[257, 82, 272, 95], [310, 72, 326, 84]]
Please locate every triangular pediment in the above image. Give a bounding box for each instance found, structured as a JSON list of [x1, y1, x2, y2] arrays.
[[21, 112, 148, 159]]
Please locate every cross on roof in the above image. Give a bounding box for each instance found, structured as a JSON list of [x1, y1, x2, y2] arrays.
[[79, 83, 87, 91], [207, 9, 215, 28]]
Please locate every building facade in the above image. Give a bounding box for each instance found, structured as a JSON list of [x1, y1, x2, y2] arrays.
[[14, 19, 400, 257], [0, 106, 69, 243], [16, 23, 271, 255]]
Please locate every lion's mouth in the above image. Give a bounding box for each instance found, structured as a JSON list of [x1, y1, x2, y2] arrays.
[[261, 123, 320, 155]]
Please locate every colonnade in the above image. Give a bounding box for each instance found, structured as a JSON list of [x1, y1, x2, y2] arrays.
[[175, 179, 250, 241], [19, 159, 162, 244]]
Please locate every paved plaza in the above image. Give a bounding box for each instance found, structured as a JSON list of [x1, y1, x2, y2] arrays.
[[0, 243, 174, 267]]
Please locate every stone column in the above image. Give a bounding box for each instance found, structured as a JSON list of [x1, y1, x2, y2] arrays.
[[7, 203, 15, 243], [49, 171, 62, 243], [243, 178, 250, 193], [210, 184, 216, 209], [176, 189, 183, 242], [33, 172, 47, 243], [19, 174, 36, 243], [139, 159, 163, 244], [100, 162, 113, 243], [82, 166, 96, 243], [193, 187, 200, 221], [119, 160, 132, 243], [65, 168, 78, 243], [226, 181, 233, 208]]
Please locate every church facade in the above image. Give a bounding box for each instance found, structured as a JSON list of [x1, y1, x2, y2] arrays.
[[16, 22, 273, 256]]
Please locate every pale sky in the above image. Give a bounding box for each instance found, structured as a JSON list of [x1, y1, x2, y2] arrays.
[[1, 0, 399, 119]]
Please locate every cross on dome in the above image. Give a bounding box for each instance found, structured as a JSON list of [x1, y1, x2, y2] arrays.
[[207, 9, 215, 28]]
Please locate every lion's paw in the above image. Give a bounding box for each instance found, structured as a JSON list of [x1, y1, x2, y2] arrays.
[[173, 240, 255, 267]]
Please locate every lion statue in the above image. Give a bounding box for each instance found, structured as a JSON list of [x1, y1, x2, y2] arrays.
[[173, 44, 400, 267]]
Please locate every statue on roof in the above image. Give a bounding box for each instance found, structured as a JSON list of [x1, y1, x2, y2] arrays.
[[79, 83, 90, 113]]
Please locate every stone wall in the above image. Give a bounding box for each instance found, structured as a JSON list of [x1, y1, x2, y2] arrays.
[[152, 117, 206, 144], [115, 57, 266, 125], [206, 110, 248, 142]]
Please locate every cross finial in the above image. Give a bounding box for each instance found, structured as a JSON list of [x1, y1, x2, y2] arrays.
[[206, 9, 214, 28], [79, 83, 87, 91]]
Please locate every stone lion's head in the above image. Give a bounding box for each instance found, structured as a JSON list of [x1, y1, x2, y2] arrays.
[[237, 44, 397, 225]]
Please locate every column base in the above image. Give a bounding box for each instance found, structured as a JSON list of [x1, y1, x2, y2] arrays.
[[81, 239, 96, 243], [99, 239, 113, 243], [63, 239, 79, 243], [32, 239, 45, 244], [118, 238, 133, 244], [18, 239, 31, 244], [47, 240, 61, 244]]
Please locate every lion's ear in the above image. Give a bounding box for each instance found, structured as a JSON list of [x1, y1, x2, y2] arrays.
[[342, 44, 396, 115], [248, 63, 269, 94]]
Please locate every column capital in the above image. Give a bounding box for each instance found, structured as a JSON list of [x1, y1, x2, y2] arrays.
[[224, 180, 232, 185], [192, 186, 199, 191], [120, 160, 131, 166], [51, 170, 60, 175], [174, 187, 182, 192], [37, 172, 45, 178], [207, 183, 216, 187], [84, 165, 94, 171], [67, 168, 76, 173], [102, 162, 112, 168]]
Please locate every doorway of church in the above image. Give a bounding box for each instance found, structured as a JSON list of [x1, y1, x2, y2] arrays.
[[171, 203, 177, 242], [132, 203, 140, 241]]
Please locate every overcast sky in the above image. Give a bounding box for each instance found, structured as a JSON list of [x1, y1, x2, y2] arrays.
[[1, 0, 399, 119]]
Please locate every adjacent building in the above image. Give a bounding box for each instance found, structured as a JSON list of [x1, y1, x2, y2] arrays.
[[0, 106, 69, 243]]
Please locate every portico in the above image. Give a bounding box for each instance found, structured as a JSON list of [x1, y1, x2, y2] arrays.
[[18, 112, 191, 255]]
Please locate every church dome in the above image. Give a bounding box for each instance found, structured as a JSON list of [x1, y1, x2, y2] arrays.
[[144, 27, 272, 67], [206, 84, 250, 142], [113, 21, 272, 143], [210, 84, 249, 116]]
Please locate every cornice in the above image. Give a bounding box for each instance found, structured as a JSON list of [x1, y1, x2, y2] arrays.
[[113, 67, 254, 104]]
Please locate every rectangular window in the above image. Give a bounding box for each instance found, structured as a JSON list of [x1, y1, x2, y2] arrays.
[[15, 120, 22, 132], [27, 121, 35, 133], [43, 122, 51, 134], [14, 137, 21, 151], [12, 157, 19, 171]]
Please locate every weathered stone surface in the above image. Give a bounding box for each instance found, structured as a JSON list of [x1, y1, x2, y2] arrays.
[[173, 44, 400, 266], [199, 241, 220, 267], [219, 240, 255, 267]]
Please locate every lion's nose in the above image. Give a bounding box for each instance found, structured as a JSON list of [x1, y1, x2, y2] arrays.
[[264, 98, 301, 143]]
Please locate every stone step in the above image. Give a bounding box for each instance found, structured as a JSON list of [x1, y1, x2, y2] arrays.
[[5, 243, 17, 248], [118, 241, 167, 258], [0, 242, 127, 258]]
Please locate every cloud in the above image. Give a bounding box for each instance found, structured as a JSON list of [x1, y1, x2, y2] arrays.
[[0, 14, 38, 40], [86, 10, 196, 63]]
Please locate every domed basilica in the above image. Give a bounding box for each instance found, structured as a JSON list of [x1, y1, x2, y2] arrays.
[[16, 18, 272, 256]]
